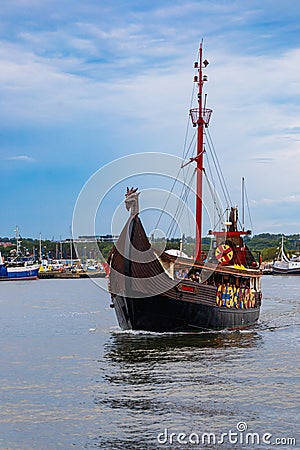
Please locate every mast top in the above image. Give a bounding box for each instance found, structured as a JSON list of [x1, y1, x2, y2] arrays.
[[191, 43, 212, 261], [189, 43, 212, 128]]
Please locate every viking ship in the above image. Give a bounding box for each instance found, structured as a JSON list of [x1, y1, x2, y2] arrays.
[[107, 43, 262, 332]]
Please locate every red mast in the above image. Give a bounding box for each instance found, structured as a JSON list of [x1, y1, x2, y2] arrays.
[[190, 42, 212, 261]]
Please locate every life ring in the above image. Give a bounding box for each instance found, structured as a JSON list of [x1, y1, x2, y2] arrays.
[[215, 244, 233, 265]]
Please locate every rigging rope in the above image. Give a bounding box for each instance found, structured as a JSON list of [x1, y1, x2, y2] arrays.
[[154, 82, 197, 238], [167, 167, 196, 239], [154, 49, 241, 241], [203, 166, 224, 229], [206, 129, 232, 207]]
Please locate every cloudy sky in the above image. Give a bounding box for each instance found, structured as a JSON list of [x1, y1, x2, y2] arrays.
[[1, 0, 300, 239]]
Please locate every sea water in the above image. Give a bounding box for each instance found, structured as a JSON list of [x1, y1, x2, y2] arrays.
[[0, 276, 299, 449]]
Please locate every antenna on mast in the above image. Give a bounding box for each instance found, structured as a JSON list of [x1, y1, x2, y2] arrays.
[[189, 42, 213, 261], [242, 177, 245, 231]]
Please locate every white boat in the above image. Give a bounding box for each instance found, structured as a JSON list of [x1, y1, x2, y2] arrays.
[[273, 236, 300, 275]]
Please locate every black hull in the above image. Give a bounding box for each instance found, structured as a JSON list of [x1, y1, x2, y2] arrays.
[[273, 268, 300, 275], [112, 294, 260, 332], [108, 215, 262, 333]]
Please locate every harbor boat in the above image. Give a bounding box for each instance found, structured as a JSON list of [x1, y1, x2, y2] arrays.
[[0, 227, 40, 281], [273, 236, 300, 275], [107, 43, 262, 332], [38, 258, 107, 279]]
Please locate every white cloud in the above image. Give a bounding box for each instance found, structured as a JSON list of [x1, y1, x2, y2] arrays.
[[251, 194, 300, 206], [6, 155, 36, 162], [0, 0, 299, 235]]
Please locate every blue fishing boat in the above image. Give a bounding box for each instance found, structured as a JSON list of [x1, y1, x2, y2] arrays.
[[0, 227, 40, 281]]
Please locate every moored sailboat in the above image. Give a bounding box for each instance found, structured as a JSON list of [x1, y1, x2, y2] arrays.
[[107, 43, 262, 332], [273, 235, 300, 275]]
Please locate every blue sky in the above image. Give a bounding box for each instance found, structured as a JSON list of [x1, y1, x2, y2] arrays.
[[1, 0, 300, 239]]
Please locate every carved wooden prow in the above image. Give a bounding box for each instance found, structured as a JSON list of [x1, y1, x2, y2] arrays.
[[125, 187, 140, 216]]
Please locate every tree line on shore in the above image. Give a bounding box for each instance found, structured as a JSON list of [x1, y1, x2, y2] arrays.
[[0, 233, 299, 262]]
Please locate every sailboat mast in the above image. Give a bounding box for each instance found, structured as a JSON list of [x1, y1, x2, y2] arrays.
[[242, 177, 245, 231], [15, 226, 21, 256], [195, 43, 204, 261], [190, 43, 212, 261]]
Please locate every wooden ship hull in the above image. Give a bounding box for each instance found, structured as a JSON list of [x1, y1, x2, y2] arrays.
[[108, 216, 261, 332], [112, 294, 260, 332]]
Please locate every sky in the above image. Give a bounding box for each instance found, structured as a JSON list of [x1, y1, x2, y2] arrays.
[[0, 0, 300, 240]]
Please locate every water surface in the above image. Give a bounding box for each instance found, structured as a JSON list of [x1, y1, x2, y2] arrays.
[[0, 276, 299, 449]]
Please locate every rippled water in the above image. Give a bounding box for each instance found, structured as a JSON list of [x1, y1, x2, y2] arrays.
[[0, 276, 299, 449]]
